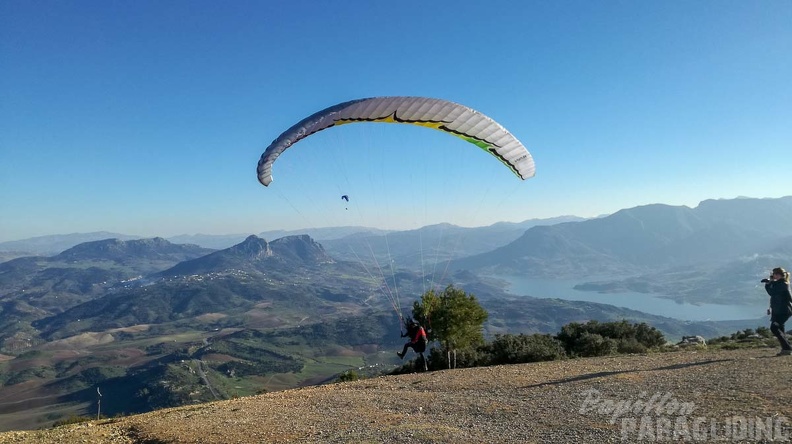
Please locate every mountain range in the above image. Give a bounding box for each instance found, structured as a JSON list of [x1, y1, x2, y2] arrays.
[[158, 235, 334, 277], [455, 197, 792, 274], [3, 197, 790, 308], [0, 216, 585, 257], [447, 197, 792, 305], [5, 230, 762, 348], [0, 237, 212, 312]]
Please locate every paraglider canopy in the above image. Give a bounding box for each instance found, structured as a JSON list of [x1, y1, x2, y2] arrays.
[[256, 96, 535, 187]]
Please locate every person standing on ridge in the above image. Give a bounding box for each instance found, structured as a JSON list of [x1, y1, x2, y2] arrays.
[[763, 267, 792, 356]]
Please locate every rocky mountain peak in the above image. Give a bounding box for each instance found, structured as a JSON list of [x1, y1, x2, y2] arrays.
[[226, 235, 272, 261]]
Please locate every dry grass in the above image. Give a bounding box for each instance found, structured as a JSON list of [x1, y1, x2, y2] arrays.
[[39, 332, 115, 350], [192, 313, 228, 323], [107, 325, 152, 334]]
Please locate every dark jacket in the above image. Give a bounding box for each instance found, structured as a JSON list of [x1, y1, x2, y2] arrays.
[[765, 280, 792, 319]]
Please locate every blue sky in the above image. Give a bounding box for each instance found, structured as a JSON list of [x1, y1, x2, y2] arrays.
[[1, 0, 790, 242]]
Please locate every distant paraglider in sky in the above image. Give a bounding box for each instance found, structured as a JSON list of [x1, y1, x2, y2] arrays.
[[256, 96, 535, 187]]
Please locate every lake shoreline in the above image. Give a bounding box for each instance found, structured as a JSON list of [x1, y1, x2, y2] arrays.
[[491, 274, 767, 322]]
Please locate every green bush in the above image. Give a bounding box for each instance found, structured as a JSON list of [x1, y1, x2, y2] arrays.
[[482, 334, 566, 365], [707, 326, 778, 349], [575, 333, 617, 357], [615, 337, 648, 354], [433, 346, 483, 369], [556, 320, 665, 357], [755, 326, 773, 338], [337, 370, 360, 382]]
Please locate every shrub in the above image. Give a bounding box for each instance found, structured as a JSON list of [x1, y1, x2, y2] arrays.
[[483, 334, 566, 365], [432, 346, 484, 369], [575, 333, 617, 357], [337, 370, 360, 382], [755, 326, 773, 338], [616, 337, 648, 354], [556, 320, 665, 357]]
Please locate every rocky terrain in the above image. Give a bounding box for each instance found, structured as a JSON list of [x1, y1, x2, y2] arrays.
[[1, 347, 790, 443]]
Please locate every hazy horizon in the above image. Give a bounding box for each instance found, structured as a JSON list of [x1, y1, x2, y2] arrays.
[[2, 211, 587, 243], [3, 194, 791, 244]]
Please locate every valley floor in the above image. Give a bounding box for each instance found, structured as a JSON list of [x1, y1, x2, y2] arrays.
[[1, 348, 790, 443]]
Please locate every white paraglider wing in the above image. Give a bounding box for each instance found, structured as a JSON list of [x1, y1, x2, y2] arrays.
[[256, 96, 535, 186]]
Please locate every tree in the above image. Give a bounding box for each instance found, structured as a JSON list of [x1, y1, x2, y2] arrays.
[[412, 285, 488, 359]]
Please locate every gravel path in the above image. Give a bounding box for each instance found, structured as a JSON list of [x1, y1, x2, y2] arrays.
[[2, 348, 791, 443]]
